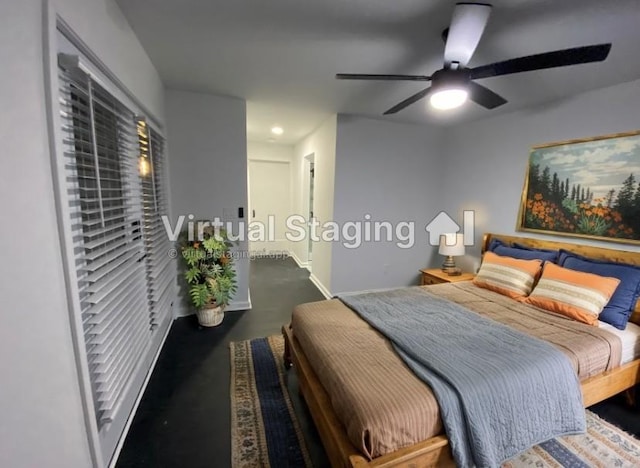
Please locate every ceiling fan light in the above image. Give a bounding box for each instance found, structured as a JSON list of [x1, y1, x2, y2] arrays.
[[429, 88, 468, 110]]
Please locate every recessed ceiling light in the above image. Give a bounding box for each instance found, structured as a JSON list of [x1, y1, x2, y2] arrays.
[[271, 126, 284, 135]]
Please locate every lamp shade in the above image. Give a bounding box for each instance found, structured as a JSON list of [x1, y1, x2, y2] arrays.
[[439, 233, 465, 256], [429, 88, 468, 110]]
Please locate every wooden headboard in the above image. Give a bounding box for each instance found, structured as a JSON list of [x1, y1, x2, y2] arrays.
[[482, 233, 640, 326]]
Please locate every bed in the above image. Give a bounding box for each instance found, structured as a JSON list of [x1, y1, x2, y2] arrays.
[[282, 233, 640, 467]]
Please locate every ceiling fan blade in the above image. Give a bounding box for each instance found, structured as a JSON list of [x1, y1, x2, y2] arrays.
[[468, 81, 507, 109], [444, 3, 492, 68], [383, 87, 432, 115], [336, 73, 431, 81], [441, 27, 449, 44], [470, 43, 612, 80]]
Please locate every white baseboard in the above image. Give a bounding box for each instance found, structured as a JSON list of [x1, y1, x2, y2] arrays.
[[251, 249, 290, 258], [174, 299, 252, 317], [309, 273, 332, 299], [289, 251, 309, 269], [225, 299, 252, 311]]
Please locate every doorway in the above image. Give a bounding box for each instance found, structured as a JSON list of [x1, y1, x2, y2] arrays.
[[248, 159, 292, 256], [304, 154, 315, 270]]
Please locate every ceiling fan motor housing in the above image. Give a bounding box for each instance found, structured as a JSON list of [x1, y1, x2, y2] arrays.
[[431, 69, 471, 92]]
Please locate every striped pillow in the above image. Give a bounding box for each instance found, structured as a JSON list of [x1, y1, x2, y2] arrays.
[[524, 262, 621, 326], [473, 251, 543, 300]]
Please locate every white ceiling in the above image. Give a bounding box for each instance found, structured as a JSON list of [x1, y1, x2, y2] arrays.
[[117, 0, 640, 144]]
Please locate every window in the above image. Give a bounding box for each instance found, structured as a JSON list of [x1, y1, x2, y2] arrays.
[[137, 120, 174, 332], [57, 53, 173, 463]]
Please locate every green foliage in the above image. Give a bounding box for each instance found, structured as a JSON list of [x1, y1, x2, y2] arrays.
[[576, 213, 609, 236], [182, 246, 205, 267], [185, 268, 201, 284], [189, 283, 211, 309], [615, 174, 636, 210], [614, 174, 640, 235], [562, 198, 578, 215], [179, 224, 238, 310]]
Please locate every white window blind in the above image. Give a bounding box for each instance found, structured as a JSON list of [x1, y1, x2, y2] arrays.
[[137, 120, 174, 331], [58, 54, 175, 438]]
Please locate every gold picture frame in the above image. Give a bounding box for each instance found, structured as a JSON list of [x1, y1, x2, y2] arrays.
[[517, 130, 640, 245]]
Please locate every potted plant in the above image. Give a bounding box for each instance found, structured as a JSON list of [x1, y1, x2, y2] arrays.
[[181, 226, 237, 327]]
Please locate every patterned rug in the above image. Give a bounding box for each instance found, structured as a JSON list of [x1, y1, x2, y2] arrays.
[[230, 335, 312, 468], [230, 336, 640, 467]]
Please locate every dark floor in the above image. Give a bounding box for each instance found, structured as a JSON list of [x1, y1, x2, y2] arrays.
[[116, 257, 328, 468], [117, 258, 640, 468]]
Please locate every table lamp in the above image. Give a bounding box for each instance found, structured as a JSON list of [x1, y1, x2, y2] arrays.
[[439, 233, 465, 275]]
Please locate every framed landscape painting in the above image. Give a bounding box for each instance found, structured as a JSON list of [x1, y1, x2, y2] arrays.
[[518, 130, 640, 245]]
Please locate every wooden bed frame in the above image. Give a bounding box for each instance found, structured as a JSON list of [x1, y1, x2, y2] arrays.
[[282, 233, 640, 467]]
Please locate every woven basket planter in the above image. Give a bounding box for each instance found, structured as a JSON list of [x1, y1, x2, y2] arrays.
[[196, 304, 224, 327]]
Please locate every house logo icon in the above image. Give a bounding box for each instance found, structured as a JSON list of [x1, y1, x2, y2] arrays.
[[425, 210, 475, 246]]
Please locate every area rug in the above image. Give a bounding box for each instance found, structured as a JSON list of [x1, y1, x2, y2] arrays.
[[230, 335, 312, 468], [230, 335, 640, 468]]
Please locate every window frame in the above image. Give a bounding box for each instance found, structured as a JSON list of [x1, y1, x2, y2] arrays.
[[43, 9, 174, 468]]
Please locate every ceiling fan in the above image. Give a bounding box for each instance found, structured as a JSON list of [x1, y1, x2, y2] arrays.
[[336, 2, 612, 114]]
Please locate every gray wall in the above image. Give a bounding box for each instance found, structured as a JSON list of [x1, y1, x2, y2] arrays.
[[441, 78, 640, 272], [291, 115, 338, 295], [330, 115, 443, 293], [166, 90, 251, 312], [0, 0, 165, 467]]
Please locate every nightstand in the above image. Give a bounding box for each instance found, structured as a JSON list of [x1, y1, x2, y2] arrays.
[[419, 268, 475, 286]]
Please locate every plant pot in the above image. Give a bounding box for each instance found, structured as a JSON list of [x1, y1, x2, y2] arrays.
[[196, 304, 224, 327]]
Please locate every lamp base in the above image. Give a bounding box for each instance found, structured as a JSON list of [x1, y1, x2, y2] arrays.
[[441, 256, 457, 273]]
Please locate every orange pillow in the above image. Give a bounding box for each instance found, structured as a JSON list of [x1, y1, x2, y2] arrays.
[[524, 262, 620, 325], [473, 251, 543, 300]]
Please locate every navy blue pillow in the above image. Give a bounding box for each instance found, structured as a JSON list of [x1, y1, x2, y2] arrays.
[[488, 239, 558, 262], [558, 250, 640, 330], [487, 238, 504, 252], [513, 243, 559, 262]]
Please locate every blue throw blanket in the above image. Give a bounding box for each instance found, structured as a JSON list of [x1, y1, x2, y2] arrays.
[[339, 287, 585, 467]]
